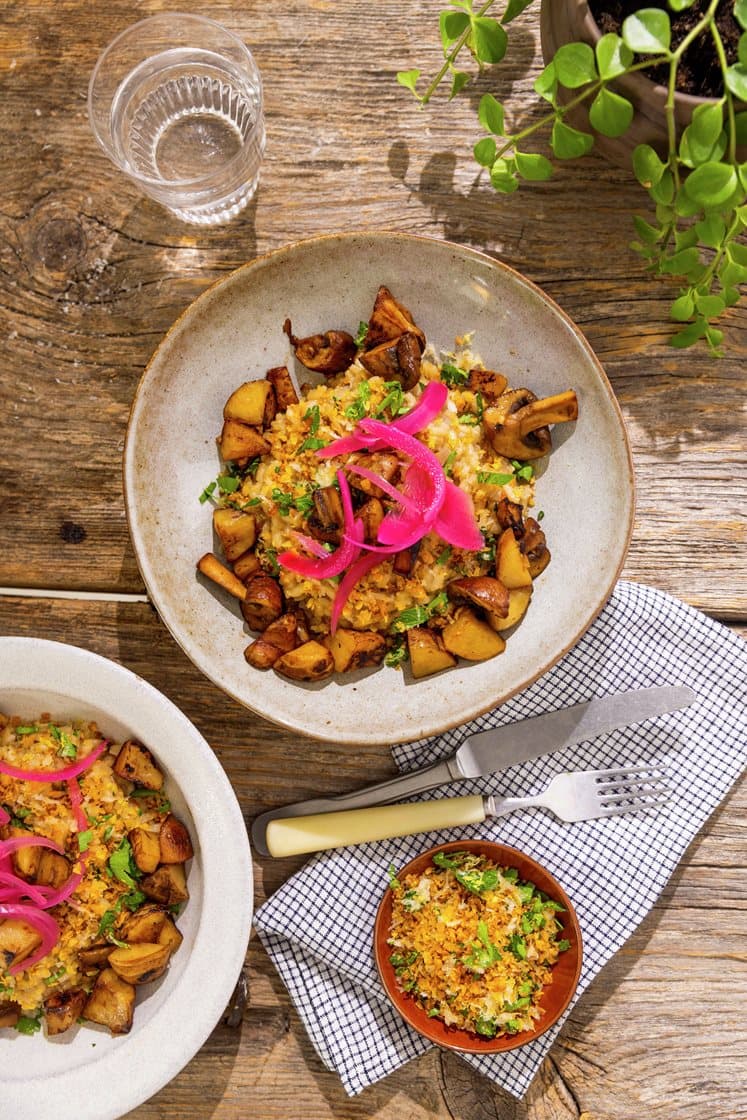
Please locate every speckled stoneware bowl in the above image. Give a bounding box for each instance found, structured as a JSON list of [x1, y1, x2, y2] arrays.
[[374, 839, 582, 1053], [124, 232, 634, 745], [0, 637, 253, 1120]]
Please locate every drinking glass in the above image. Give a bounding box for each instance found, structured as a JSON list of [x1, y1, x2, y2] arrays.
[[88, 13, 265, 225]]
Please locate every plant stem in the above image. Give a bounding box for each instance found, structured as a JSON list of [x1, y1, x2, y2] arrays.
[[709, 22, 736, 164], [420, 0, 499, 105]]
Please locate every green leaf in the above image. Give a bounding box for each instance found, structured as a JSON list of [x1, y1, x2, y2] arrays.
[[595, 32, 633, 79], [722, 285, 741, 306], [684, 102, 724, 165], [731, 241, 747, 266], [718, 258, 747, 287], [705, 326, 724, 355], [551, 119, 594, 159], [695, 293, 726, 318], [674, 227, 699, 252], [670, 292, 695, 321], [660, 247, 700, 275], [470, 16, 508, 63], [674, 187, 701, 217], [632, 143, 666, 187], [622, 9, 671, 54], [737, 0, 747, 31], [684, 161, 738, 208], [668, 0, 697, 8], [739, 31, 747, 67], [490, 159, 519, 192], [694, 213, 726, 249], [534, 60, 557, 103], [502, 0, 534, 23], [650, 169, 674, 204], [478, 93, 505, 135], [474, 137, 497, 166], [514, 150, 554, 180], [440, 10, 470, 49], [632, 215, 661, 243], [396, 69, 420, 95], [449, 70, 470, 99], [589, 87, 634, 137], [725, 64, 747, 101], [553, 42, 597, 88], [669, 318, 707, 348]]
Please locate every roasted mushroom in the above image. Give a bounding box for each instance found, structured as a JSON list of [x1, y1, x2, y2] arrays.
[[307, 485, 345, 545], [283, 318, 356, 374], [265, 365, 299, 411], [483, 388, 578, 460], [446, 576, 510, 623], [244, 611, 307, 670], [44, 987, 87, 1036], [356, 497, 385, 543], [521, 517, 551, 578], [359, 331, 421, 390], [240, 573, 284, 630], [467, 368, 508, 400], [232, 550, 262, 582], [495, 496, 525, 535], [364, 286, 426, 352], [346, 451, 404, 498]]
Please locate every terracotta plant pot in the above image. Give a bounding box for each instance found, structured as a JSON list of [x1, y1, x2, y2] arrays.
[[539, 0, 742, 171]]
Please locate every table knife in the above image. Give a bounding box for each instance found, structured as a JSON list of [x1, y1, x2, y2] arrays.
[[252, 684, 694, 857]]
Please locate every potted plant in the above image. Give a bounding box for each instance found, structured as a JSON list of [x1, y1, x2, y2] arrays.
[[397, 1, 747, 354]]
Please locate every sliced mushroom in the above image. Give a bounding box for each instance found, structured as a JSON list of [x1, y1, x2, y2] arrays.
[[307, 485, 345, 545], [345, 451, 404, 498], [446, 576, 510, 621], [232, 550, 262, 582], [356, 497, 385, 543], [359, 332, 421, 390], [521, 517, 551, 578], [83, 969, 135, 1035], [467, 368, 508, 401], [44, 987, 88, 1036], [495, 497, 525, 535], [265, 365, 299, 411], [283, 318, 356, 374], [113, 740, 164, 790], [483, 388, 578, 460], [240, 573, 284, 630], [244, 611, 306, 670], [364, 286, 426, 352]]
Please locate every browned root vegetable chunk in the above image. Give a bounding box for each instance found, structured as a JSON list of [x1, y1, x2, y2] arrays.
[[324, 629, 387, 673], [159, 814, 194, 864], [44, 987, 87, 1036], [283, 318, 356, 374], [35, 850, 71, 889], [490, 586, 533, 632], [496, 529, 533, 589], [232, 550, 262, 582], [113, 739, 164, 790], [521, 517, 551, 578], [77, 943, 114, 971], [241, 574, 284, 630], [213, 508, 256, 562], [0, 1000, 21, 1029], [392, 549, 413, 576], [9, 828, 40, 880], [406, 627, 457, 679], [442, 607, 506, 660], [122, 904, 168, 944], [197, 553, 249, 601], [108, 942, 172, 986], [359, 332, 421, 390], [0, 919, 42, 969], [483, 389, 578, 460], [266, 365, 299, 411], [274, 640, 335, 682], [218, 418, 271, 462], [244, 611, 306, 670], [357, 497, 385, 543], [447, 576, 510, 620], [223, 380, 276, 428], [307, 485, 344, 545], [467, 368, 508, 400], [364, 286, 426, 352], [84, 968, 135, 1035], [141, 863, 189, 906], [157, 915, 183, 955], [128, 827, 161, 874]]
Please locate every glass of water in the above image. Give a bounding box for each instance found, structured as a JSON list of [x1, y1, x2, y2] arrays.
[[88, 13, 265, 225]]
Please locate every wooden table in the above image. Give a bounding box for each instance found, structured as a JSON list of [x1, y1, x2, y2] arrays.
[[1, 3, 745, 1117]]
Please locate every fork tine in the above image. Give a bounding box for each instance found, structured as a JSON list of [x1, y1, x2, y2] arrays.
[[592, 764, 669, 783], [597, 777, 671, 799], [598, 790, 672, 810], [596, 794, 673, 817]]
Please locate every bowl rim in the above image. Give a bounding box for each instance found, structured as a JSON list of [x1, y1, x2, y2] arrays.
[[0, 636, 254, 1120], [373, 838, 583, 1054], [123, 229, 635, 745]]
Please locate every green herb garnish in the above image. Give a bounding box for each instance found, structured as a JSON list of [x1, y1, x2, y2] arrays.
[[15, 1015, 42, 1036], [384, 638, 408, 668], [345, 380, 371, 420], [107, 838, 142, 889], [443, 450, 457, 477], [462, 920, 502, 973], [455, 866, 499, 894], [391, 591, 449, 634], [354, 321, 369, 347], [477, 470, 514, 486], [436, 545, 452, 565], [440, 361, 468, 387], [217, 475, 241, 494], [507, 933, 528, 960], [198, 481, 217, 504], [387, 863, 401, 890], [14, 725, 38, 736], [77, 829, 93, 853]]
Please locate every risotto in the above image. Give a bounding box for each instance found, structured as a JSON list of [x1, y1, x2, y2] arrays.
[[386, 849, 571, 1039], [0, 714, 192, 1037], [197, 286, 578, 681]]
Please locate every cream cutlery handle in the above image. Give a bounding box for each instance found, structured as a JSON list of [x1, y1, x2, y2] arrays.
[[265, 795, 487, 858]]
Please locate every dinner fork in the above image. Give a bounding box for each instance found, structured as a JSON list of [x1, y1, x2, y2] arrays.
[[264, 764, 672, 857]]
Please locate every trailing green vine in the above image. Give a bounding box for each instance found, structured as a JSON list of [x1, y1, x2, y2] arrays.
[[397, 0, 747, 355]]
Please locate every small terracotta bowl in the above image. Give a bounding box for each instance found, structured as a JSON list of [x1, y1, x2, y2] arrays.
[[374, 839, 582, 1053]]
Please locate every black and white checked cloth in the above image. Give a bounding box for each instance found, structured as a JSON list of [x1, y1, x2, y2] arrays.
[[254, 582, 747, 1097]]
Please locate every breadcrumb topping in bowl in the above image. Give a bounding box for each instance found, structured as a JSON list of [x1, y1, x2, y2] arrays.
[[374, 839, 582, 1053]]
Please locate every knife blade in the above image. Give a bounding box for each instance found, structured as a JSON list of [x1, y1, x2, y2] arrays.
[[251, 683, 695, 857]]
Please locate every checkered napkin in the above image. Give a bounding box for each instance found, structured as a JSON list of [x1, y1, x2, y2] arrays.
[[254, 582, 747, 1097]]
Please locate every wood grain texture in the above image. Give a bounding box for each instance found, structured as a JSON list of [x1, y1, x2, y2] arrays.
[[0, 2, 745, 1117]]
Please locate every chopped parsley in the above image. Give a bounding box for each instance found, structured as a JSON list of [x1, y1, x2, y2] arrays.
[[443, 451, 456, 477], [436, 545, 452, 566], [354, 320, 369, 347], [511, 459, 534, 482], [217, 474, 240, 494], [107, 838, 142, 889], [129, 787, 170, 813], [14, 725, 38, 736], [77, 829, 93, 853], [43, 965, 67, 986], [387, 864, 401, 890], [390, 590, 449, 634], [297, 404, 327, 454], [96, 888, 146, 945], [375, 381, 408, 418], [462, 920, 502, 973], [384, 637, 408, 668], [477, 470, 514, 486], [345, 380, 371, 421], [15, 1015, 42, 1036], [440, 361, 468, 387], [455, 866, 499, 894]]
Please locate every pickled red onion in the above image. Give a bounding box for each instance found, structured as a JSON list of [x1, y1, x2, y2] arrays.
[[290, 533, 332, 560], [0, 835, 65, 859], [433, 480, 485, 551], [0, 739, 108, 783], [279, 472, 365, 580], [330, 553, 386, 633], [358, 419, 446, 523], [0, 872, 51, 907], [0, 805, 9, 826], [345, 464, 418, 512], [0, 903, 60, 974], [318, 381, 449, 460]]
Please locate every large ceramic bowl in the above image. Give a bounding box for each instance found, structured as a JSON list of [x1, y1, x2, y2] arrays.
[[0, 637, 253, 1120], [374, 839, 582, 1053], [125, 232, 633, 745]]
